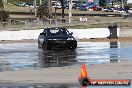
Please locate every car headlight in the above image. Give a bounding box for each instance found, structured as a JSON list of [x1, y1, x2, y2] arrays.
[[67, 38, 74, 40], [47, 39, 57, 40]]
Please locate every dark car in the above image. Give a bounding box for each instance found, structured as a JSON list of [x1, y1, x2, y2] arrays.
[[25, 3, 33, 7], [38, 27, 77, 50], [15, 2, 26, 7], [103, 7, 113, 12], [78, 5, 88, 11], [72, 3, 80, 9]]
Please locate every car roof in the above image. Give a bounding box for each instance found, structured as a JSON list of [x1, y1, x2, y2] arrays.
[[45, 27, 67, 30]]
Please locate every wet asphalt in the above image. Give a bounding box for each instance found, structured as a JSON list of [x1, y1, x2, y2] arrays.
[[0, 42, 132, 71], [0, 42, 132, 87], [0, 83, 131, 88]]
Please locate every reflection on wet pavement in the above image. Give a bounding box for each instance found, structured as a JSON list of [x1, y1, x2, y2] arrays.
[[0, 42, 132, 71], [38, 50, 77, 67], [77, 42, 120, 64], [110, 42, 120, 63]]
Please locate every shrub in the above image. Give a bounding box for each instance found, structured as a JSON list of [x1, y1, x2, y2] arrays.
[[36, 1, 49, 21], [0, 10, 9, 27]]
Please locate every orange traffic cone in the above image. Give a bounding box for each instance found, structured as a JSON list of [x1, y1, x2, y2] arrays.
[[79, 64, 91, 87], [79, 64, 131, 87]]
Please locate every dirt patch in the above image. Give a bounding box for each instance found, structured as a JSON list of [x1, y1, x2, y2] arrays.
[[80, 37, 132, 42], [0, 39, 38, 44], [0, 37, 132, 44]]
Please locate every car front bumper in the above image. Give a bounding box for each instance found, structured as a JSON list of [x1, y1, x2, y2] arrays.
[[46, 40, 77, 48]]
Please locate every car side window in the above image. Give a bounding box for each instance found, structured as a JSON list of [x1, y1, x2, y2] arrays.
[[62, 29, 67, 35], [56, 29, 63, 35], [56, 29, 67, 35], [40, 30, 46, 36], [46, 30, 50, 35]]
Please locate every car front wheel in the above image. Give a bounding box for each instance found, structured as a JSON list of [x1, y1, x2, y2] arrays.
[[42, 43, 46, 50], [69, 46, 77, 50], [42, 43, 51, 50]]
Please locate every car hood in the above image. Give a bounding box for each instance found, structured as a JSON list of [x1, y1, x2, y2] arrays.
[[45, 35, 74, 40]]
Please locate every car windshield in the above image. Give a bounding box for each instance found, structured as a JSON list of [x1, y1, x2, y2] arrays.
[[47, 28, 70, 35]]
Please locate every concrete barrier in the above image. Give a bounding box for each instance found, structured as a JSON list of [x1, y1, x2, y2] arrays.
[[0, 28, 120, 40], [69, 28, 120, 39]]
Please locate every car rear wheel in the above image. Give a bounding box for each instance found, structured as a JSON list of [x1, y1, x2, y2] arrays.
[[38, 40, 41, 48]]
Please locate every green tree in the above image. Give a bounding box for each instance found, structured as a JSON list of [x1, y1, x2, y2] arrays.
[[99, 0, 106, 7], [36, 1, 49, 21], [0, 0, 3, 9], [17, 0, 33, 2], [116, 0, 127, 2], [0, 10, 9, 27], [59, 0, 65, 22]]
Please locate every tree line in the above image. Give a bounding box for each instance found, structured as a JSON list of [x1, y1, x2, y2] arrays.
[[0, 0, 129, 27]]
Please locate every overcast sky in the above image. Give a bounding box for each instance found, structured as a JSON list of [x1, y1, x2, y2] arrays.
[[127, 0, 132, 3]]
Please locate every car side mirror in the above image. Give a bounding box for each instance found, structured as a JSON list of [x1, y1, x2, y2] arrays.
[[40, 33, 44, 35], [70, 32, 73, 35]]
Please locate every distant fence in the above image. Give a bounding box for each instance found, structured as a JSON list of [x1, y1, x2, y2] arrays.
[[10, 12, 122, 17]]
